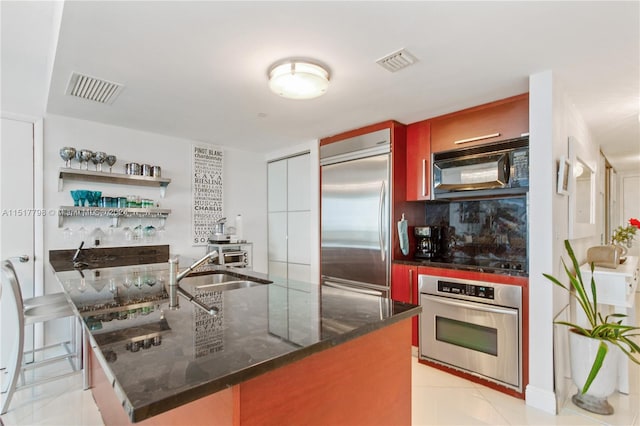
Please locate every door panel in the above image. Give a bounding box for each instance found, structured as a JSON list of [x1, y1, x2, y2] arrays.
[[267, 161, 287, 212], [287, 154, 310, 211], [288, 211, 310, 264], [1, 117, 35, 368], [267, 212, 287, 262]]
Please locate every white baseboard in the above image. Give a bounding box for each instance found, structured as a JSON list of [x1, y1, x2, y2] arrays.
[[525, 384, 558, 415]]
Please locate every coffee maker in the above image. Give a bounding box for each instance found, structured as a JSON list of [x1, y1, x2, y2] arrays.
[[414, 226, 444, 259]]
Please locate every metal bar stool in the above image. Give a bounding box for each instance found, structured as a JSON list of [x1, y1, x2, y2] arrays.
[[1, 259, 83, 414]]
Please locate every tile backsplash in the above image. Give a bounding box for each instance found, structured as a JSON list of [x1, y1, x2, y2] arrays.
[[425, 196, 527, 264]]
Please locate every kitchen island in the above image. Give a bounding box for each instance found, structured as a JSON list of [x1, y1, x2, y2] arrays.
[[51, 256, 419, 425]]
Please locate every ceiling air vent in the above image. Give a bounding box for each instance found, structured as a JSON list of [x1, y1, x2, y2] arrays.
[[376, 49, 418, 73], [65, 72, 124, 104]]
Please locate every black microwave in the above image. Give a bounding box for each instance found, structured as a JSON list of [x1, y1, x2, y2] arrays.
[[432, 137, 529, 199]]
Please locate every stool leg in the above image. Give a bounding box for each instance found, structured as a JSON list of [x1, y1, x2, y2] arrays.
[[82, 327, 91, 390], [1, 320, 25, 414]]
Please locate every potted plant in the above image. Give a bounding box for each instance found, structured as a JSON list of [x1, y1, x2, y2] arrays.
[[611, 217, 640, 251], [544, 240, 640, 415]]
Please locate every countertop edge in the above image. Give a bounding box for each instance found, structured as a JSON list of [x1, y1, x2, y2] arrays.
[[128, 304, 421, 421]]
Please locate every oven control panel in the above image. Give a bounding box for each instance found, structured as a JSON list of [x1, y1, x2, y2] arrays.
[[438, 281, 495, 300]]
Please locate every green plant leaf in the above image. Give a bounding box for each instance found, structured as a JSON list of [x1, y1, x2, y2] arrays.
[[581, 341, 608, 394], [545, 240, 640, 392]]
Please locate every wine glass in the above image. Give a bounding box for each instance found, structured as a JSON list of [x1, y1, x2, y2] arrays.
[[59, 147, 76, 168], [76, 149, 93, 170], [105, 155, 117, 173], [93, 151, 107, 172], [70, 190, 82, 206]]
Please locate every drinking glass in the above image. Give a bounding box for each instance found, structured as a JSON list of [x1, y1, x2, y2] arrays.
[[92, 191, 102, 206], [93, 151, 107, 171], [105, 155, 117, 173], [70, 190, 82, 206], [59, 147, 76, 168], [76, 149, 93, 170]]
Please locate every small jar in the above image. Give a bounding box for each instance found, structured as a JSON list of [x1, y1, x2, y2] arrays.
[[98, 196, 112, 208], [141, 164, 152, 176]]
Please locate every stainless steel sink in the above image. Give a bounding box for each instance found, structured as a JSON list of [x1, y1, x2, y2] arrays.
[[180, 272, 268, 292], [195, 280, 263, 292]]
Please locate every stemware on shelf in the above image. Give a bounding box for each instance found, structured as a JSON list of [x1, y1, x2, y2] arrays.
[[93, 151, 107, 171], [70, 190, 82, 206], [105, 155, 117, 173], [59, 147, 76, 168], [76, 149, 93, 170]]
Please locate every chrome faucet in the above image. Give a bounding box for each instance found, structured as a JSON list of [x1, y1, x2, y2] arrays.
[[72, 241, 89, 269], [167, 251, 219, 315]]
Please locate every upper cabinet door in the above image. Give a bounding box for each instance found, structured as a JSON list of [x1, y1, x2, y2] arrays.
[[430, 94, 529, 154], [287, 154, 310, 211], [268, 160, 287, 212], [406, 120, 431, 201]]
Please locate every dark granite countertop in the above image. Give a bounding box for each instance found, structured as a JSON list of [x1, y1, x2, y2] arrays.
[[393, 258, 529, 277], [51, 261, 420, 422]]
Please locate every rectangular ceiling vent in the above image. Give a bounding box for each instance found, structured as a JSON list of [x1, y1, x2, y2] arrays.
[[65, 72, 124, 104], [376, 49, 418, 73]]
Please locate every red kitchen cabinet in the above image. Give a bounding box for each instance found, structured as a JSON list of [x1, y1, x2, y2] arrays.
[[430, 93, 529, 154], [406, 120, 431, 201], [391, 263, 419, 346]]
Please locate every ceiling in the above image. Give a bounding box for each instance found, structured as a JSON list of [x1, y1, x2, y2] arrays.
[[4, 1, 640, 170]]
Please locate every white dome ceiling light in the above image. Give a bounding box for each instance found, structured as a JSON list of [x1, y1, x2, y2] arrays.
[[268, 60, 330, 100]]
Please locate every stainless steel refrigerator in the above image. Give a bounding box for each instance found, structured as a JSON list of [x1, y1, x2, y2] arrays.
[[320, 128, 391, 297]]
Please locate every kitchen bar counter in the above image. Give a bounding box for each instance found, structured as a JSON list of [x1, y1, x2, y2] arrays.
[[51, 259, 419, 424]]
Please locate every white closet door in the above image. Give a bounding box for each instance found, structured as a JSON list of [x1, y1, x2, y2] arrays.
[[288, 211, 310, 265], [267, 153, 311, 280], [268, 212, 287, 262], [269, 261, 287, 279], [268, 161, 287, 212], [288, 263, 311, 282], [287, 154, 310, 211]]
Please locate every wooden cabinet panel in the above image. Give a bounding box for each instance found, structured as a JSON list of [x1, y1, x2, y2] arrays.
[[430, 93, 529, 154], [406, 120, 431, 201], [391, 263, 419, 346]]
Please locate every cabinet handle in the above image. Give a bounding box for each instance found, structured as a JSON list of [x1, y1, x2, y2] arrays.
[[421, 159, 426, 197], [409, 268, 414, 304], [453, 133, 501, 145]]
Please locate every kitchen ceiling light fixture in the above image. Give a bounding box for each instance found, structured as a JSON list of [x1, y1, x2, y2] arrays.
[[268, 60, 329, 100]]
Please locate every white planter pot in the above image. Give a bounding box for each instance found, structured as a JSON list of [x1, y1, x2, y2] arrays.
[[569, 330, 619, 415]]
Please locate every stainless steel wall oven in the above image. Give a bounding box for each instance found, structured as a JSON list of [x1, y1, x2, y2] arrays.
[[419, 274, 522, 392]]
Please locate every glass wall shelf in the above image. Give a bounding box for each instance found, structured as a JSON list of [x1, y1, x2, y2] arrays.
[[58, 168, 171, 198], [58, 206, 171, 228]]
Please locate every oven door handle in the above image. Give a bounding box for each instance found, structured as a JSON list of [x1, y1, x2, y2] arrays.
[[221, 251, 246, 257], [423, 294, 518, 316]]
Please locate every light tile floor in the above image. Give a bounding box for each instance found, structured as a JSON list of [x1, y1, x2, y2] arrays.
[[2, 353, 637, 426]]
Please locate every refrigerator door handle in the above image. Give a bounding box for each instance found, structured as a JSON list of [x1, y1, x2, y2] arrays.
[[323, 280, 384, 297], [378, 181, 385, 262]]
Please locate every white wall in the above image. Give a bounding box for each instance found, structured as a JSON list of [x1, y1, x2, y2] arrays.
[[526, 71, 603, 414], [43, 114, 268, 297]]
